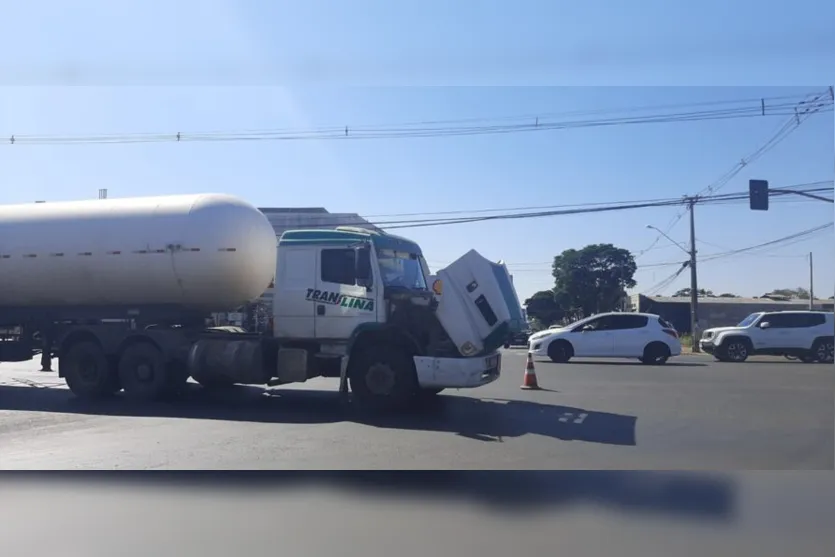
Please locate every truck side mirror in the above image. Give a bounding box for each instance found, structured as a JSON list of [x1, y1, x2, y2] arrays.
[[355, 246, 373, 290]]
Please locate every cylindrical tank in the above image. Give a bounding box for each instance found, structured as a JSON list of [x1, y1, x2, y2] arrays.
[[0, 194, 277, 311]]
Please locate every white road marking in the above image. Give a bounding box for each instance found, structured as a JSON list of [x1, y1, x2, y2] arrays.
[[558, 412, 589, 424]]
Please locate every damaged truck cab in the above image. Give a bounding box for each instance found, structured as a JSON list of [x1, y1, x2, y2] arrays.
[[264, 226, 518, 407]]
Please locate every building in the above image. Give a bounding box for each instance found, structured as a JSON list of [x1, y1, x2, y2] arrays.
[[629, 294, 835, 335], [259, 207, 379, 238]]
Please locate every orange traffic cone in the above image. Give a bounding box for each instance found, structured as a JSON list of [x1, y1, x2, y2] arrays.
[[520, 352, 541, 390]]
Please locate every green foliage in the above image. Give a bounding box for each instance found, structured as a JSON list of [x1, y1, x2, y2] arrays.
[[551, 243, 636, 317], [523, 290, 565, 327], [766, 287, 810, 300], [673, 288, 716, 298]]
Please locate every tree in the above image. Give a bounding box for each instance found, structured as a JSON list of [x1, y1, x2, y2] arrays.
[[672, 288, 715, 298], [524, 290, 565, 326], [552, 244, 637, 317], [718, 292, 739, 298]]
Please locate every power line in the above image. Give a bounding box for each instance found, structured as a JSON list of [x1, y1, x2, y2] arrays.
[[636, 222, 833, 296], [441, 214, 833, 274], [368, 184, 832, 230], [700, 223, 834, 262], [635, 88, 832, 258], [252, 181, 831, 232], [638, 222, 834, 269], [641, 264, 690, 296], [4, 95, 831, 146], [362, 180, 833, 219]]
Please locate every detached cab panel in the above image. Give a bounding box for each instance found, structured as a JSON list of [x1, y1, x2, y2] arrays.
[[433, 249, 525, 356]]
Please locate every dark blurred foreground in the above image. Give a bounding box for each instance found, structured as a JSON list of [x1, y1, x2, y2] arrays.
[[1, 472, 833, 557]]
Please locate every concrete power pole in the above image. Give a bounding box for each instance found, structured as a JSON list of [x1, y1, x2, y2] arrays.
[[809, 252, 814, 310], [688, 197, 700, 352]]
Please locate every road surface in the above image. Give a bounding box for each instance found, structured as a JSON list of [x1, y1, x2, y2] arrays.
[[0, 350, 831, 469]]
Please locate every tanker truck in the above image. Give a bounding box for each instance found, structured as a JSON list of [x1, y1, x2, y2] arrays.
[[0, 193, 524, 410]]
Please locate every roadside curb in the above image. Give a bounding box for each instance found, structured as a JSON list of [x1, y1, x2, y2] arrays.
[[681, 351, 714, 358]]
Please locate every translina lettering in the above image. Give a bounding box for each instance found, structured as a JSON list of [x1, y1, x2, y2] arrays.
[[305, 288, 374, 311]]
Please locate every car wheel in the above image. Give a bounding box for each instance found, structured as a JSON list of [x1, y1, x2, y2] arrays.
[[547, 340, 572, 363], [640, 342, 671, 365], [722, 339, 749, 363], [812, 337, 834, 364]]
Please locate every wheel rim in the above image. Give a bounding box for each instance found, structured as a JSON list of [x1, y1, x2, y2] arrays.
[[78, 355, 102, 383], [135, 361, 154, 382], [727, 343, 747, 361], [818, 342, 834, 362], [365, 363, 396, 395]]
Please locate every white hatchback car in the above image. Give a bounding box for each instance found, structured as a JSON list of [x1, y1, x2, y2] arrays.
[[528, 312, 682, 364]]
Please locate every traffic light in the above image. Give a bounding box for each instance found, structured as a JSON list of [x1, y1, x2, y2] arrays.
[[749, 179, 769, 211]]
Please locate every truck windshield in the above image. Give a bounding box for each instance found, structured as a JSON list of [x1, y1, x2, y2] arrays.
[[737, 313, 760, 327], [377, 249, 428, 290]]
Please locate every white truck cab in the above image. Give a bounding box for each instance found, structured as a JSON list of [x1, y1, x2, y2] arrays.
[[258, 226, 524, 408]]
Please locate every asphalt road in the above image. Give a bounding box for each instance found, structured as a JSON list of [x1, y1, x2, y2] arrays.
[[0, 350, 832, 469]]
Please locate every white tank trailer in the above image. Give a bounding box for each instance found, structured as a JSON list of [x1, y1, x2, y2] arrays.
[[0, 193, 277, 310], [0, 193, 279, 400]]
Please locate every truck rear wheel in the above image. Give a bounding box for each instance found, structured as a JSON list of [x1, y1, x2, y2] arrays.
[[349, 345, 418, 412], [118, 342, 180, 401], [62, 341, 118, 400]]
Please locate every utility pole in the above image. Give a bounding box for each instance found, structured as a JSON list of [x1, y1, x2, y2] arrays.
[[809, 252, 814, 310], [688, 197, 700, 352]]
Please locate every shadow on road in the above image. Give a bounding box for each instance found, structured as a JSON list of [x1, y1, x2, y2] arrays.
[[0, 383, 636, 446], [7, 471, 737, 522], [560, 360, 707, 367]]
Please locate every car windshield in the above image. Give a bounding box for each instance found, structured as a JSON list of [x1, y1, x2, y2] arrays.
[[377, 249, 428, 290], [737, 313, 760, 327]]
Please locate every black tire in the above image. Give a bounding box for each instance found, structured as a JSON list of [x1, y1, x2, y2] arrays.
[[640, 342, 671, 365], [812, 337, 834, 364], [61, 341, 119, 399], [547, 340, 572, 363], [118, 342, 180, 401], [349, 345, 419, 412], [721, 338, 750, 363]]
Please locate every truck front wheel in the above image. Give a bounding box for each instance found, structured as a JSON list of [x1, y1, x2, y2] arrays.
[[62, 341, 118, 399], [349, 345, 418, 411]]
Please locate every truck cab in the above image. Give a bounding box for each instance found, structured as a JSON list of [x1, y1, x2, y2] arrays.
[[261, 226, 522, 408], [272, 227, 428, 342]]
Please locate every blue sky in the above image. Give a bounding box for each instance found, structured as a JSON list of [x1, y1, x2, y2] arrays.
[[0, 1, 832, 302]]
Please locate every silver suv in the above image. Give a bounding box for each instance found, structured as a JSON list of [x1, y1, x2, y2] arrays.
[[699, 311, 834, 363]]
